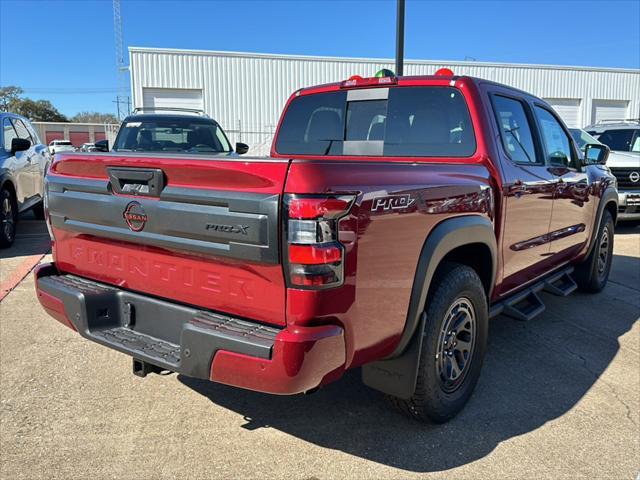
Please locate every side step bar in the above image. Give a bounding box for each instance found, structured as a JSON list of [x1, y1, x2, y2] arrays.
[[543, 269, 578, 297], [490, 266, 576, 322]]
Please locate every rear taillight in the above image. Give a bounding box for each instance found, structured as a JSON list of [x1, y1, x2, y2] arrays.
[[284, 194, 355, 289]]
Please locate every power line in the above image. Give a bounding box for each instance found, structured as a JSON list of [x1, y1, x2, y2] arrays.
[[21, 88, 119, 94]]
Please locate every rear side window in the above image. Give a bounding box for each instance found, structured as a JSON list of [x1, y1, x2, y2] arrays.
[[275, 87, 476, 157], [492, 96, 538, 164]]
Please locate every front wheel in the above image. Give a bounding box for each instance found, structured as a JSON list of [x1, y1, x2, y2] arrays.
[[574, 210, 614, 293], [389, 262, 488, 423]]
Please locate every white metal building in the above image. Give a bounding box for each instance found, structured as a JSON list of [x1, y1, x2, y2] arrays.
[[129, 47, 640, 153]]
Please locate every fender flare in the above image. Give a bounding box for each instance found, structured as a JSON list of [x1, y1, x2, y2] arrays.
[[362, 215, 497, 399], [584, 187, 618, 259], [392, 215, 497, 357]]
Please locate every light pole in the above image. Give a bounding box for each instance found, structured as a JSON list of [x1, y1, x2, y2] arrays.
[[396, 0, 405, 76]]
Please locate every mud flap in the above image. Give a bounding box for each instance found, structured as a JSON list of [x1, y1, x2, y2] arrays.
[[361, 313, 426, 399]]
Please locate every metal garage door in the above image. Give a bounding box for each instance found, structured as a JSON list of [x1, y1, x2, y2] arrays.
[[544, 98, 581, 127], [69, 132, 90, 147], [142, 88, 204, 113], [591, 100, 629, 125], [45, 131, 65, 144]]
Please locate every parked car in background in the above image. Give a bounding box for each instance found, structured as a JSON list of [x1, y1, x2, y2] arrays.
[[80, 142, 98, 152], [36, 71, 617, 423], [48, 139, 75, 156], [109, 107, 247, 155], [1, 112, 50, 247], [569, 128, 601, 150], [586, 120, 640, 221]]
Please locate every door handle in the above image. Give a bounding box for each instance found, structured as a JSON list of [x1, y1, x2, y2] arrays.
[[107, 167, 165, 196], [508, 180, 529, 195], [547, 166, 571, 177]]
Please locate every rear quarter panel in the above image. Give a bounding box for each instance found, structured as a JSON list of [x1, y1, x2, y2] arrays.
[[285, 161, 495, 368]]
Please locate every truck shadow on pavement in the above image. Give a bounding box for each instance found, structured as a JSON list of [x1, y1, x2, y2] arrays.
[[0, 212, 51, 260], [180, 254, 639, 472], [615, 222, 639, 235]]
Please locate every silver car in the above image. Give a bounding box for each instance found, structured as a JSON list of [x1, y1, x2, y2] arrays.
[[585, 120, 640, 221], [0, 112, 51, 247]]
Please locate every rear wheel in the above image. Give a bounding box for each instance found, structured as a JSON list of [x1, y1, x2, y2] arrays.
[[574, 210, 614, 293], [389, 263, 488, 423], [0, 187, 17, 248]]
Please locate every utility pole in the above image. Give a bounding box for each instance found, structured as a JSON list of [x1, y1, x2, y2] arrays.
[[113, 0, 129, 119], [395, 0, 405, 76]]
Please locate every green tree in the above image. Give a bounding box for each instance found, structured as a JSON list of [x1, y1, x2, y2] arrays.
[[12, 98, 68, 122], [0, 86, 24, 111], [72, 111, 118, 124]]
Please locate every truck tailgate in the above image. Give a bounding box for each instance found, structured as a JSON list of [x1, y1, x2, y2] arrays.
[[47, 153, 289, 326]]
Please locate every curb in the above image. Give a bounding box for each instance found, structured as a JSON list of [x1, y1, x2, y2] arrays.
[[0, 253, 46, 302]]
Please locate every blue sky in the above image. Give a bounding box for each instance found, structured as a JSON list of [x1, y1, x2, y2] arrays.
[[1, 0, 639, 117]]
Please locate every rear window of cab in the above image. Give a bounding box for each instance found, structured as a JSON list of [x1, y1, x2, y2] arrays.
[[275, 86, 476, 157]]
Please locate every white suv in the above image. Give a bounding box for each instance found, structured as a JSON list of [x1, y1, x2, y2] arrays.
[[48, 139, 75, 155], [585, 120, 640, 221]]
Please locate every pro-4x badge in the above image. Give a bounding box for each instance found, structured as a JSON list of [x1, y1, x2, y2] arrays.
[[205, 223, 249, 235], [371, 194, 415, 212]]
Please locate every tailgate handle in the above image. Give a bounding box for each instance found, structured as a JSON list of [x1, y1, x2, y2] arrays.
[[108, 167, 165, 197]]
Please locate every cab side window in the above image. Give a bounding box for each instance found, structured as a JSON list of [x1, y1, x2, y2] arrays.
[[3, 118, 18, 152], [534, 106, 573, 166], [492, 95, 538, 164]]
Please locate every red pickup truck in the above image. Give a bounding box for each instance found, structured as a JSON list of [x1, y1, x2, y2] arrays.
[[35, 71, 617, 423]]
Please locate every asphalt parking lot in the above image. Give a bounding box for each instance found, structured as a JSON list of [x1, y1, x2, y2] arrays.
[[0, 214, 638, 479]]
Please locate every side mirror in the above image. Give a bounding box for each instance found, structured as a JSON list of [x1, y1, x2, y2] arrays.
[[11, 138, 31, 154], [235, 142, 249, 155], [584, 143, 609, 165], [94, 139, 109, 152]]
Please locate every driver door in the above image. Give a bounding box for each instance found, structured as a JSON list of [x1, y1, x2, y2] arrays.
[[11, 118, 40, 202], [3, 117, 33, 207]]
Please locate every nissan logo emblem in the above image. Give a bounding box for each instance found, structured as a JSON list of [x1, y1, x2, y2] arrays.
[[630, 171, 640, 183], [123, 201, 148, 231]]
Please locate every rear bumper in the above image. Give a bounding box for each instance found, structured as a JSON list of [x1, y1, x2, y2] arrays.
[[35, 263, 345, 395]]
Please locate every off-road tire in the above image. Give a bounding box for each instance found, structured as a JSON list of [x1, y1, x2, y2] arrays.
[[0, 187, 17, 248], [389, 262, 488, 423], [574, 210, 614, 293]]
